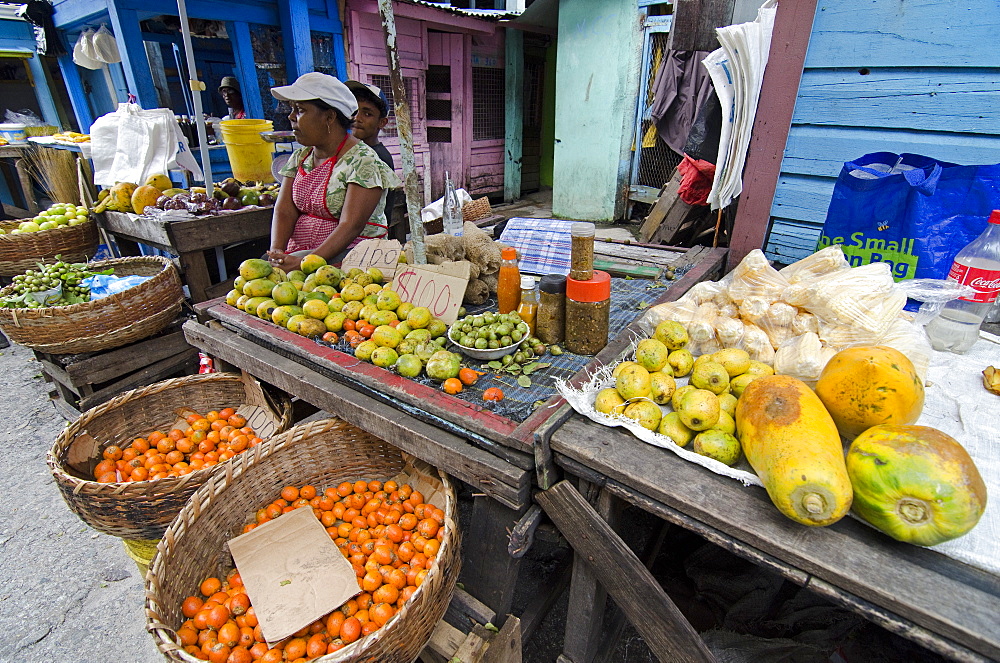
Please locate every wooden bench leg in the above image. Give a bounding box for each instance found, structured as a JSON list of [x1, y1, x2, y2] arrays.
[[537, 480, 716, 663], [460, 496, 526, 624], [179, 250, 213, 303]]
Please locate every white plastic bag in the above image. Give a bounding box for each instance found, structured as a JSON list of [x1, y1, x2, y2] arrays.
[[72, 30, 102, 70], [91, 25, 121, 64], [92, 103, 203, 187]]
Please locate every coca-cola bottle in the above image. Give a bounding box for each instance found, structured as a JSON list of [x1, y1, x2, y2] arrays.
[[925, 209, 1000, 354]]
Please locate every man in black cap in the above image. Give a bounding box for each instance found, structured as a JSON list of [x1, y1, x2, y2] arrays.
[[345, 80, 402, 240], [219, 76, 246, 120]]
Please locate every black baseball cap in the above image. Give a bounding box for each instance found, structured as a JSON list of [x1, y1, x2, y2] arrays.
[[345, 80, 388, 118]]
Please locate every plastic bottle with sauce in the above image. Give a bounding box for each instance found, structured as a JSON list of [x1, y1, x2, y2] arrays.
[[536, 274, 566, 344], [565, 270, 611, 355], [497, 247, 521, 314], [516, 276, 539, 337], [570, 222, 596, 281]]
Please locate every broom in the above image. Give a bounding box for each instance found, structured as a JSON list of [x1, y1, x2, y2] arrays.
[[20, 144, 81, 205]]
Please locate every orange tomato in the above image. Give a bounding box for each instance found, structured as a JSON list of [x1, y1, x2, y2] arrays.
[[442, 378, 463, 395], [483, 387, 505, 402]]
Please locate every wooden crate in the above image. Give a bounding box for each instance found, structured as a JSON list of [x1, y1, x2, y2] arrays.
[[420, 587, 522, 663], [35, 317, 199, 420]]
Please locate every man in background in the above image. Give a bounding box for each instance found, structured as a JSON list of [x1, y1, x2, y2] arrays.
[[346, 81, 403, 241], [218, 76, 246, 120]]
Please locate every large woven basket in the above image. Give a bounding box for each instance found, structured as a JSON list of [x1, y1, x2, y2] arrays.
[[0, 218, 100, 277], [462, 196, 492, 222], [46, 372, 293, 539], [145, 418, 461, 663], [0, 255, 184, 354]]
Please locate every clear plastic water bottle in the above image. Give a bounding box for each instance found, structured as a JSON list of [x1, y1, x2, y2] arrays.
[[925, 209, 1000, 354]]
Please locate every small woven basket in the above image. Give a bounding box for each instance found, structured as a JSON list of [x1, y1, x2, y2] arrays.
[[0, 218, 100, 277], [145, 418, 461, 663], [46, 372, 294, 540], [0, 255, 184, 354], [462, 197, 491, 222]]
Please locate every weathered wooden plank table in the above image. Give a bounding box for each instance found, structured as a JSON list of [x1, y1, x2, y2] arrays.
[[182, 246, 729, 625], [99, 208, 272, 303], [538, 375, 1000, 660]]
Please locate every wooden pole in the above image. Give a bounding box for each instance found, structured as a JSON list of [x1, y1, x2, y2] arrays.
[[377, 0, 426, 264]]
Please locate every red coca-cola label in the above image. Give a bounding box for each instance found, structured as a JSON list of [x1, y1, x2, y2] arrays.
[[949, 262, 1000, 303]]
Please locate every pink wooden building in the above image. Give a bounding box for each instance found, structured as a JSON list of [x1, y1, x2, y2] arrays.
[[344, 0, 507, 201]]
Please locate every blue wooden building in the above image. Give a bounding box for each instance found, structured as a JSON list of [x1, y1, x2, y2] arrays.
[[50, 0, 347, 133], [762, 0, 1000, 264]]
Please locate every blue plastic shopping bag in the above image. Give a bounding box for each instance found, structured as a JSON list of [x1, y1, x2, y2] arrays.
[[817, 152, 1000, 280]]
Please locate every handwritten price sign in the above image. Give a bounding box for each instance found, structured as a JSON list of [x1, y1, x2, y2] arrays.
[[391, 263, 470, 324], [340, 239, 403, 280]]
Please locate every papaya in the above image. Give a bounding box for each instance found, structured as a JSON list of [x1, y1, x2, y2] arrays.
[[130, 185, 162, 215], [814, 346, 924, 439], [846, 424, 987, 546], [735, 375, 853, 527]]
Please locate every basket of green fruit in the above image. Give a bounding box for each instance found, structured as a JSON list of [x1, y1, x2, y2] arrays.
[[0, 202, 99, 277], [0, 255, 184, 354], [447, 311, 531, 361]]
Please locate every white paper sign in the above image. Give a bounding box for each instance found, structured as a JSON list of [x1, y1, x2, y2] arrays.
[[340, 239, 403, 280], [390, 262, 470, 324]]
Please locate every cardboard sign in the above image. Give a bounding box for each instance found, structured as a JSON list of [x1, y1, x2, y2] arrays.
[[340, 239, 403, 280], [390, 261, 470, 325], [229, 507, 360, 644]]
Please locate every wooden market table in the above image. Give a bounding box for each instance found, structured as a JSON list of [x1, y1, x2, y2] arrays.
[[181, 245, 728, 625], [99, 208, 272, 303], [535, 379, 1000, 658]]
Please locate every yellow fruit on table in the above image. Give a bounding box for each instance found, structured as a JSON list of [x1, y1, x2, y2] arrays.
[[676, 389, 720, 431], [233, 276, 247, 292], [648, 371, 676, 405], [300, 254, 327, 274], [313, 285, 338, 300], [270, 282, 299, 306], [340, 284, 366, 302], [243, 296, 269, 315], [302, 298, 329, 319], [395, 321, 413, 337], [736, 375, 853, 527], [814, 346, 925, 440], [370, 346, 399, 368], [313, 265, 343, 287], [363, 283, 382, 296], [654, 320, 689, 350], [371, 325, 402, 348], [342, 300, 363, 321], [225, 289, 241, 306], [635, 338, 670, 372], [396, 301, 414, 321], [658, 412, 694, 447], [359, 304, 378, 322], [693, 430, 742, 466], [239, 258, 272, 282], [406, 306, 432, 329], [355, 339, 378, 361], [271, 305, 302, 327], [368, 309, 398, 327], [144, 174, 173, 191], [243, 278, 276, 298], [255, 298, 278, 320], [622, 400, 663, 431], [405, 328, 432, 344], [286, 269, 306, 282], [354, 273, 373, 287], [426, 319, 447, 339], [130, 185, 162, 214], [615, 363, 651, 400], [594, 388, 626, 415], [236, 294, 250, 310], [286, 314, 309, 334], [376, 289, 402, 311], [367, 267, 384, 283], [328, 296, 345, 312], [324, 311, 347, 332], [297, 318, 327, 338]]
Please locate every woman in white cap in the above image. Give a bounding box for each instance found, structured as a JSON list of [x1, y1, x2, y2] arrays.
[[266, 73, 401, 271]]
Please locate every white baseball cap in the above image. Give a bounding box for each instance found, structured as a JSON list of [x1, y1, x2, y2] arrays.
[[271, 72, 359, 118]]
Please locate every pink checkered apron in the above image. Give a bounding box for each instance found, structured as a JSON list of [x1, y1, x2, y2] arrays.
[[286, 140, 387, 255]]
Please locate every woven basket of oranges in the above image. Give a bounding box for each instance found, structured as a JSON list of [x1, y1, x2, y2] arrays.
[[144, 418, 461, 663], [46, 372, 293, 540]]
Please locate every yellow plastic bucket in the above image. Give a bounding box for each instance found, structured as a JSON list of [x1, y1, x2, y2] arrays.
[[122, 537, 159, 577], [219, 119, 276, 183]]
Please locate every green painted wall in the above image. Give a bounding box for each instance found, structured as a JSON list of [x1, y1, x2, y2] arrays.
[[551, 0, 641, 221], [539, 38, 556, 188]]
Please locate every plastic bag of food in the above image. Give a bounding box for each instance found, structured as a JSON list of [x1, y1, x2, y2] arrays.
[[714, 315, 745, 347], [876, 318, 932, 381], [791, 311, 819, 335], [738, 296, 770, 324], [773, 332, 833, 385], [737, 322, 775, 365], [758, 302, 799, 349], [642, 296, 700, 332], [778, 244, 850, 284], [802, 263, 904, 333], [726, 249, 790, 304]]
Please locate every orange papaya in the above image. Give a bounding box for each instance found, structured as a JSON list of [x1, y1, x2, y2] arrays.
[[736, 375, 852, 527], [846, 424, 987, 546]]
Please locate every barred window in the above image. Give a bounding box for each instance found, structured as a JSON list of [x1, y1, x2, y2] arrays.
[[472, 67, 504, 141], [368, 74, 417, 139]]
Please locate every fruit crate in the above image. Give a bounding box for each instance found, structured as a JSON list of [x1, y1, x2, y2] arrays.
[[35, 315, 199, 420]]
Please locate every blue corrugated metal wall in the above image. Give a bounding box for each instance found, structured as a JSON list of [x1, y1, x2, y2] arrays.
[[764, 1, 1000, 264]]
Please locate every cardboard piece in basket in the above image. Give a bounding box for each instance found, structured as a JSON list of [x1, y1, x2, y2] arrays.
[[390, 260, 470, 325], [64, 372, 281, 479], [340, 238, 403, 280], [229, 506, 360, 644]]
